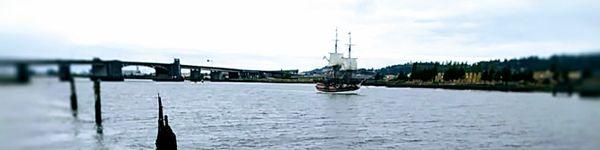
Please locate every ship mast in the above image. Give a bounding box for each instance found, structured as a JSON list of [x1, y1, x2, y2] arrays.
[[347, 32, 353, 58], [334, 28, 339, 53]]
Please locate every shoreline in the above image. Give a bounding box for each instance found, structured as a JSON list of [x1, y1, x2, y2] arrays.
[[363, 81, 552, 93], [211, 78, 556, 93], [210, 78, 315, 84], [20, 76, 586, 96]]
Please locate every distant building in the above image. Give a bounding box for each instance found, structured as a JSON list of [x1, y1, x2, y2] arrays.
[[123, 66, 145, 76], [355, 73, 375, 79], [568, 71, 582, 80], [463, 72, 481, 83], [533, 70, 582, 83], [384, 75, 396, 81], [434, 72, 444, 82], [435, 72, 480, 83], [123, 70, 143, 76], [533, 70, 553, 82], [260, 70, 298, 78]]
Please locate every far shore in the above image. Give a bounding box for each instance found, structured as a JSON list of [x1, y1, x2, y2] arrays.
[[210, 78, 558, 93], [19, 76, 586, 96]]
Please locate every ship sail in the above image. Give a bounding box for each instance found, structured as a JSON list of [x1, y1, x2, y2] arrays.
[[341, 58, 357, 70], [328, 53, 344, 66], [326, 31, 357, 70]]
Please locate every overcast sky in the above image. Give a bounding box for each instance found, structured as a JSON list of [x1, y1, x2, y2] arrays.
[[1, 0, 598, 71]]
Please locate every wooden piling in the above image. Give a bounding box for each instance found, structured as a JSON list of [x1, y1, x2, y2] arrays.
[[156, 94, 177, 149], [94, 80, 102, 125], [69, 78, 78, 115]]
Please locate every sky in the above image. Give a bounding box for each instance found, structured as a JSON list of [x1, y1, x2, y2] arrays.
[[0, 0, 599, 71]]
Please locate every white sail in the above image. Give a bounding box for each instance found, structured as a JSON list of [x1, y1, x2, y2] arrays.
[[341, 58, 357, 70], [325, 30, 358, 70], [328, 53, 344, 66]]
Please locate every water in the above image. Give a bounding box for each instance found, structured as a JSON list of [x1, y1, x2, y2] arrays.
[[1, 78, 599, 149]]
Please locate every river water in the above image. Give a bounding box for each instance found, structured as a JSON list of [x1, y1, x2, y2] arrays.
[[1, 78, 599, 149]]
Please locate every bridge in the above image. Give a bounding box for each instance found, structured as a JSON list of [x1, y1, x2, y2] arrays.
[[0, 57, 299, 129], [0, 58, 298, 83]]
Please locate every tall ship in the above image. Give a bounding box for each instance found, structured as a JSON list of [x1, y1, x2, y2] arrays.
[[316, 29, 363, 92]]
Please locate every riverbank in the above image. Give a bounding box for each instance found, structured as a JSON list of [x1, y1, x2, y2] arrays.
[[362, 80, 553, 92], [210, 78, 314, 84], [203, 78, 600, 97], [210, 78, 556, 93]]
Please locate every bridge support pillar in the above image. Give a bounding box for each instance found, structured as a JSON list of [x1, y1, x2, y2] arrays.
[[58, 63, 72, 81], [16, 63, 30, 83], [152, 58, 184, 81], [169, 58, 184, 81], [91, 58, 124, 81], [189, 68, 203, 82], [171, 58, 182, 78], [210, 71, 225, 81], [228, 72, 240, 79]]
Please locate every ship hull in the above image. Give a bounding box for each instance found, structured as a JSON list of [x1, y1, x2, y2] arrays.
[[315, 83, 360, 92]]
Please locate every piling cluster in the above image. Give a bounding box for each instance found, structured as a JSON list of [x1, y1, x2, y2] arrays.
[[156, 94, 177, 150]]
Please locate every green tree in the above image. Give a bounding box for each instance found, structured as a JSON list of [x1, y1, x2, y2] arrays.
[[374, 73, 384, 80], [582, 68, 592, 79], [481, 68, 496, 81], [443, 66, 466, 81], [501, 67, 512, 82], [396, 71, 409, 81]]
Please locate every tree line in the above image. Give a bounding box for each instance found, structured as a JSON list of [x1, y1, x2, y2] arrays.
[[373, 53, 600, 83]]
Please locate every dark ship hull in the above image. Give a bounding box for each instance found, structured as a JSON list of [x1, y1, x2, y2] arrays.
[[315, 83, 360, 92], [315, 71, 362, 93]]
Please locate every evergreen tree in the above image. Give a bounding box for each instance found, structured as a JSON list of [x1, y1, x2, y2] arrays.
[[396, 71, 409, 81], [443, 66, 466, 81], [501, 67, 512, 82], [374, 73, 384, 80]]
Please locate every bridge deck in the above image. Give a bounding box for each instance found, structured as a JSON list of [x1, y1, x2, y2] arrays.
[[0, 58, 297, 73]]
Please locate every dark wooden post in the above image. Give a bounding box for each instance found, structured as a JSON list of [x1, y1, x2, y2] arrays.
[[94, 80, 102, 125], [156, 94, 177, 149], [59, 63, 78, 114], [69, 78, 78, 114]]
